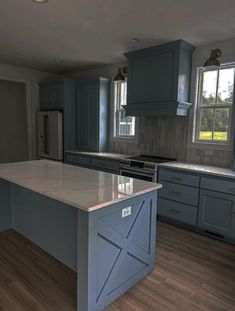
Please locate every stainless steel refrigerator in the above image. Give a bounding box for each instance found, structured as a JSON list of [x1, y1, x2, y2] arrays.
[[37, 111, 63, 161]]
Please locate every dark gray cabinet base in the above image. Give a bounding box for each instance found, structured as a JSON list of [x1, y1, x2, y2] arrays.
[[0, 179, 157, 311]]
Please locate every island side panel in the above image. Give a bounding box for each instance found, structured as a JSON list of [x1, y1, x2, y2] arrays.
[[77, 190, 157, 311], [0, 179, 12, 231], [11, 184, 77, 271]]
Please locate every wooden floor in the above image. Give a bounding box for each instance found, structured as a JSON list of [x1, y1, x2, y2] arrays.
[[0, 222, 234, 311]]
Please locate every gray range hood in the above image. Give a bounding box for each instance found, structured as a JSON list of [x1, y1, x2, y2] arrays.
[[124, 39, 195, 117], [124, 100, 192, 117]]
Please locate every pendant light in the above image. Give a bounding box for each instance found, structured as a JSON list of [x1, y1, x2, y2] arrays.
[[114, 68, 126, 82], [204, 48, 222, 68]]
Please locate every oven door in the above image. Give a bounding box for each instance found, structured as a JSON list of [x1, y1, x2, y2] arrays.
[[120, 168, 156, 182]]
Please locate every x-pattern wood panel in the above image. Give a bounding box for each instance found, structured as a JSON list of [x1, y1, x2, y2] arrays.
[[96, 198, 154, 305]]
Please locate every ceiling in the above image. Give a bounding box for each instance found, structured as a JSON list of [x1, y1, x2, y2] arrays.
[[0, 0, 235, 74]]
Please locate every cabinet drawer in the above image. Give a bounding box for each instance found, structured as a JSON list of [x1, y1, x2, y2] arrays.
[[201, 177, 235, 195], [90, 157, 120, 173], [159, 181, 199, 206], [65, 154, 90, 166], [158, 169, 200, 187], [158, 198, 197, 225]]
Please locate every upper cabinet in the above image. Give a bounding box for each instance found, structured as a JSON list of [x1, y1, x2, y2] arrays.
[[124, 40, 195, 116], [39, 79, 78, 151], [76, 78, 110, 152], [39, 81, 64, 111]]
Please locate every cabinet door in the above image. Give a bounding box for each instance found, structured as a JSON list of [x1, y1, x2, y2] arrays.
[[77, 83, 99, 151], [198, 190, 235, 237], [127, 49, 178, 104], [40, 85, 63, 110]]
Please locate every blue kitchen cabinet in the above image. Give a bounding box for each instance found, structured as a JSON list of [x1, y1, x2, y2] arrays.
[[76, 78, 110, 152], [124, 40, 195, 116], [39, 82, 64, 111], [39, 79, 78, 152], [198, 190, 235, 240], [158, 167, 235, 243], [65, 152, 120, 174], [158, 168, 199, 226]]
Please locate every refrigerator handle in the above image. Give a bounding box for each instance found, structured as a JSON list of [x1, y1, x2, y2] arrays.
[[44, 115, 49, 154]]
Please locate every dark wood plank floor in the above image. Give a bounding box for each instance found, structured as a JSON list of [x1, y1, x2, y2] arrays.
[[0, 222, 234, 311]]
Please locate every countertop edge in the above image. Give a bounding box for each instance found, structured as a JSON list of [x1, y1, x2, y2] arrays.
[[0, 173, 162, 213], [65, 150, 132, 160], [159, 162, 235, 179]]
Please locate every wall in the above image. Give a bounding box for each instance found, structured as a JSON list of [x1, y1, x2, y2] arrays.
[[67, 37, 235, 168], [0, 63, 59, 160], [0, 80, 28, 163]]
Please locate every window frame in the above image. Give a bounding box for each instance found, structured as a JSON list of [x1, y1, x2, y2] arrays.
[[193, 63, 235, 148], [111, 79, 137, 141]]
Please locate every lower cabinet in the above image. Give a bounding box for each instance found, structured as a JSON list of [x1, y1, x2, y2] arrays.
[[158, 167, 235, 243], [65, 152, 120, 174], [158, 198, 197, 225], [198, 190, 235, 238]]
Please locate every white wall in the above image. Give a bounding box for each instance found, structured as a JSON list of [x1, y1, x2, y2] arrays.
[[67, 62, 126, 80], [0, 63, 59, 160]]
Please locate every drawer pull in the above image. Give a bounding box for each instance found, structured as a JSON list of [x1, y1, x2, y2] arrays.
[[170, 191, 182, 196], [169, 208, 180, 214], [171, 176, 182, 181]]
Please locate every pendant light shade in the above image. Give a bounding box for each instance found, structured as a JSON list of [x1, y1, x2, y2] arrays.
[[204, 48, 222, 68], [114, 68, 126, 81]]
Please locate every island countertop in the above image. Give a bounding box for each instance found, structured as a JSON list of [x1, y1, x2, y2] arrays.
[[0, 160, 162, 212]]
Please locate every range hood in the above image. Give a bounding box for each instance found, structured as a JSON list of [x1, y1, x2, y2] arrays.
[[124, 39, 195, 117], [124, 100, 192, 117]]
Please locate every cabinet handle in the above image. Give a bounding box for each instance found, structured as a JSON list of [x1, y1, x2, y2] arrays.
[[171, 176, 182, 181], [170, 191, 182, 196], [169, 208, 180, 214]]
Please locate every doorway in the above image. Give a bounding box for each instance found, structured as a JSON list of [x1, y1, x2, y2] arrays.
[[0, 79, 28, 163]]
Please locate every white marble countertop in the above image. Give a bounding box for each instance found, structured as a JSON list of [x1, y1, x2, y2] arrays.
[[159, 162, 235, 179], [0, 160, 162, 212], [65, 150, 132, 160]]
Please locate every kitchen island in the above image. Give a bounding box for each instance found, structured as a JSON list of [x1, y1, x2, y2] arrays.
[[0, 160, 162, 311]]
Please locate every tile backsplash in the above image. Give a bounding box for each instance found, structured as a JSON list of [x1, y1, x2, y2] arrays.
[[109, 115, 233, 168], [109, 116, 188, 161]]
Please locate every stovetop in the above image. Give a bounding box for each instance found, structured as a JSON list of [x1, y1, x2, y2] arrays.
[[127, 155, 176, 164]]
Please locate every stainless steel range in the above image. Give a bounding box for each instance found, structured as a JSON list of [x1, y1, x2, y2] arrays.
[[120, 155, 176, 182]]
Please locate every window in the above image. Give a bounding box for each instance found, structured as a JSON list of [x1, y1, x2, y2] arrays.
[[194, 64, 235, 144], [113, 80, 136, 138]]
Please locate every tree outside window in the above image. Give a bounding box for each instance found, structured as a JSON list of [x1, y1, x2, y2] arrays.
[[194, 65, 235, 143]]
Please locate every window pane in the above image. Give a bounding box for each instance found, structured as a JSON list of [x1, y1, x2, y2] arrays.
[[217, 68, 234, 105], [114, 80, 135, 137], [199, 108, 214, 140], [118, 110, 135, 136], [213, 108, 230, 141], [201, 70, 218, 105]]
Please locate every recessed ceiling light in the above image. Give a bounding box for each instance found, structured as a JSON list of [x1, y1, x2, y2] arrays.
[[131, 38, 140, 43], [32, 0, 49, 3], [54, 59, 64, 64]]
